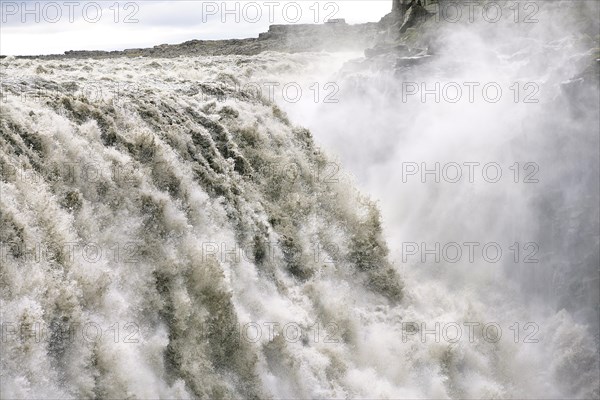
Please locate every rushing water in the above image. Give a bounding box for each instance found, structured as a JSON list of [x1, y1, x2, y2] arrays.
[[1, 1, 599, 399]]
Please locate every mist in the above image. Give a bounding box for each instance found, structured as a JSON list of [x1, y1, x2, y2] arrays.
[[276, 1, 600, 397], [1, 0, 598, 399]]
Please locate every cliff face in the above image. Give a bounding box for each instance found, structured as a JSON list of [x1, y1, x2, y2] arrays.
[[257, 22, 380, 52]]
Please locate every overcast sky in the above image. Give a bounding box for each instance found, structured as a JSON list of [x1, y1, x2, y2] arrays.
[[0, 1, 391, 55]]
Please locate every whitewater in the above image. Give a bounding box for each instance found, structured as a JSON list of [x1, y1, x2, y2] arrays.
[[1, 1, 599, 399]]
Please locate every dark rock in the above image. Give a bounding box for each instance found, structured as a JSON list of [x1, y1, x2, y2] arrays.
[[399, 0, 431, 33]]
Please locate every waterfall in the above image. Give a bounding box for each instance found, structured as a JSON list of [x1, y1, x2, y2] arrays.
[[1, 1, 598, 399]]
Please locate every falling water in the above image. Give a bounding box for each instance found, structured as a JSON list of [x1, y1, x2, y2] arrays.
[[1, 1, 599, 399]]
